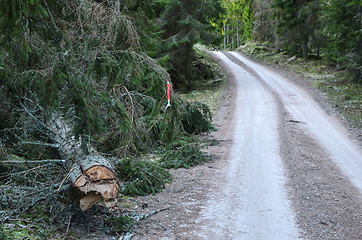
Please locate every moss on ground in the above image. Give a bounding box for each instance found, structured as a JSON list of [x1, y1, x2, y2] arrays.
[[2, 221, 52, 240]]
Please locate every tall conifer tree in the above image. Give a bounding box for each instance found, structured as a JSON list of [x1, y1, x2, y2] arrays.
[[161, 0, 222, 90]]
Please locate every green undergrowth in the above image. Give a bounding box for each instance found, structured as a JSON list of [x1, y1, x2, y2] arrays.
[[105, 215, 135, 234], [314, 74, 361, 128], [1, 220, 52, 240], [0, 227, 7, 240], [182, 101, 214, 135], [238, 41, 361, 129], [116, 158, 171, 196]]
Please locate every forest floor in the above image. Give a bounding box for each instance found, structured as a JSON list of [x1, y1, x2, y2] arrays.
[[129, 51, 362, 239]]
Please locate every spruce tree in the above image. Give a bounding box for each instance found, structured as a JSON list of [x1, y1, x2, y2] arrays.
[[322, 0, 361, 80], [272, 0, 320, 59], [0, 0, 177, 158], [161, 0, 223, 91]]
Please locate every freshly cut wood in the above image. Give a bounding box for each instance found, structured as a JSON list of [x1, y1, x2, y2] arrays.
[[70, 153, 119, 211], [70, 154, 117, 189], [78, 180, 119, 199], [80, 192, 102, 211]]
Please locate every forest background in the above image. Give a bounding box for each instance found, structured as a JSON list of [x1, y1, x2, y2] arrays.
[[0, 0, 360, 238]]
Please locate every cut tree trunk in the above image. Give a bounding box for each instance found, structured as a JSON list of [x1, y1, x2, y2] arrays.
[[70, 153, 119, 211], [50, 116, 119, 211]]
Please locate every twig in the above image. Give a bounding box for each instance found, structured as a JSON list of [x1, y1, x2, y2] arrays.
[[288, 119, 306, 124], [110, 222, 122, 238], [55, 165, 78, 192], [4, 218, 31, 223], [22, 196, 47, 213], [16, 141, 60, 148], [42, 0, 62, 52], [122, 86, 135, 126], [14, 164, 49, 175], [2, 159, 66, 164], [112, 85, 135, 125], [63, 215, 72, 240], [133, 207, 170, 222]]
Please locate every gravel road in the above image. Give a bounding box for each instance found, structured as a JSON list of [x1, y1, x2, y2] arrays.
[[227, 52, 362, 191], [133, 51, 362, 240], [194, 51, 300, 239]]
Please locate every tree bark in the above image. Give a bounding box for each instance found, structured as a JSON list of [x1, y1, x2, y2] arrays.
[[227, 24, 230, 46], [302, 36, 308, 59], [224, 22, 227, 50], [275, 35, 281, 52], [237, 18, 240, 48], [232, 25, 234, 49]]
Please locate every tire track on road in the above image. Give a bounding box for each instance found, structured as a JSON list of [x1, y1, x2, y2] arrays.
[[223, 51, 362, 239], [194, 51, 301, 240]]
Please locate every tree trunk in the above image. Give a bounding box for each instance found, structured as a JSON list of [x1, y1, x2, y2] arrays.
[[237, 18, 240, 48], [227, 24, 230, 46], [50, 116, 119, 211], [232, 25, 234, 49], [302, 36, 309, 59], [275, 35, 281, 52], [316, 39, 320, 57], [185, 41, 192, 89], [224, 22, 227, 49]]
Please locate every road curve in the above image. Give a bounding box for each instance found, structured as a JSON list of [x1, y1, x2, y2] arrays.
[[228, 51, 362, 191], [194, 51, 362, 239], [195, 51, 301, 239]]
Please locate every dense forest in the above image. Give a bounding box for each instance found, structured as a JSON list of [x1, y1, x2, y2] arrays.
[[0, 0, 360, 238], [220, 0, 361, 81]]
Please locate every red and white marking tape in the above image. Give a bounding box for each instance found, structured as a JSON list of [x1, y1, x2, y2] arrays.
[[165, 81, 171, 110]]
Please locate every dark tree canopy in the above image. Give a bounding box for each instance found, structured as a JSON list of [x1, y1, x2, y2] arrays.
[[161, 0, 223, 90]]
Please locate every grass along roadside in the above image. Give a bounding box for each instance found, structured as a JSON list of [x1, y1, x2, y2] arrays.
[[237, 41, 361, 130]]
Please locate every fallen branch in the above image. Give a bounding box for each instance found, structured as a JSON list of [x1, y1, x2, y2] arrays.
[[62, 215, 72, 240], [10, 164, 49, 176], [2, 159, 66, 164], [55, 165, 78, 192], [16, 141, 60, 148], [132, 207, 170, 222]]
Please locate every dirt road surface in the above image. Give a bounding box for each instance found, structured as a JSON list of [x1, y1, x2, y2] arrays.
[[132, 52, 362, 240]]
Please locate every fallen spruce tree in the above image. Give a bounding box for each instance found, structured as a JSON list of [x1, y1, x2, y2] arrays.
[[0, 0, 215, 223], [0, 1, 218, 238]]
